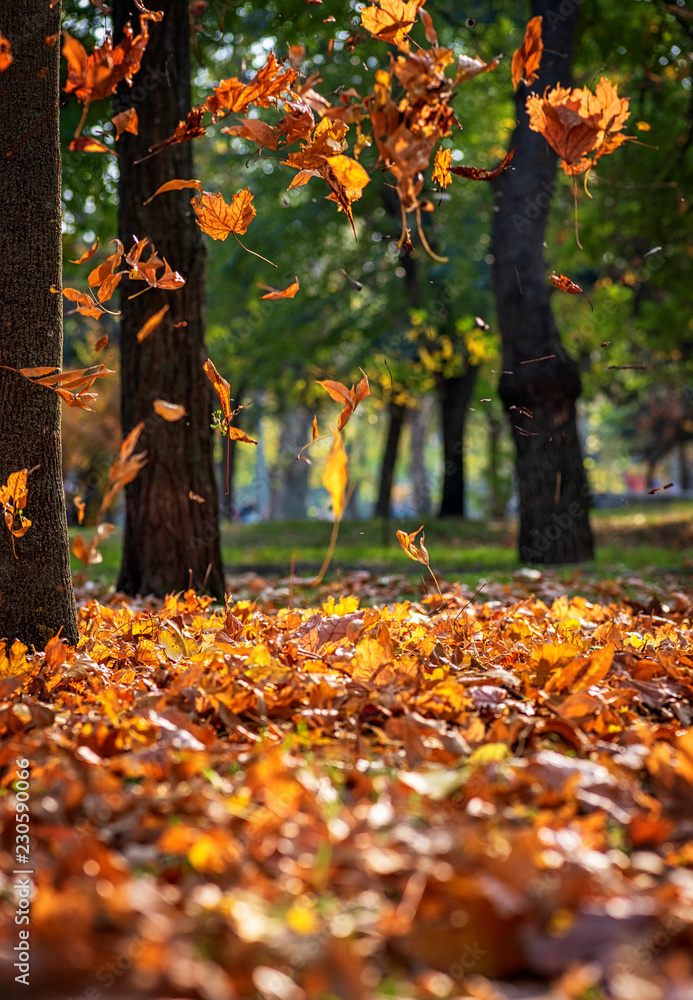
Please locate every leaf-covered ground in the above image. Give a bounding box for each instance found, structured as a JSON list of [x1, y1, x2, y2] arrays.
[[2, 574, 693, 999]]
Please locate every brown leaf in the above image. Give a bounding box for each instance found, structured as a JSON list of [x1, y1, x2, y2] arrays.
[[222, 118, 279, 150], [449, 147, 515, 181], [112, 107, 139, 139], [511, 15, 543, 90], [62, 24, 149, 105]]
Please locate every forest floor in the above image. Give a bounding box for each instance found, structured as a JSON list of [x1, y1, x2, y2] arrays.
[[2, 503, 693, 999]]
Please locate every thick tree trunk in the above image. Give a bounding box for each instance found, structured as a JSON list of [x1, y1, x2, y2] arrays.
[[491, 0, 594, 564], [113, 0, 225, 598], [438, 367, 479, 518], [375, 402, 407, 518], [0, 2, 79, 649]]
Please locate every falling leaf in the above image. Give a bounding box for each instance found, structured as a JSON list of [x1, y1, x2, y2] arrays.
[[258, 276, 299, 300], [142, 177, 202, 206], [432, 148, 452, 188], [153, 400, 187, 421], [360, 0, 423, 51], [450, 148, 515, 181], [0, 33, 13, 72], [74, 496, 86, 525], [322, 431, 348, 520], [317, 371, 370, 431], [136, 304, 170, 343], [70, 239, 100, 264], [636, 120, 651, 131], [418, 6, 438, 45], [222, 118, 279, 150], [191, 189, 256, 240], [0, 469, 32, 557], [455, 52, 502, 84], [62, 25, 149, 106], [511, 16, 543, 90], [111, 107, 139, 139], [69, 136, 114, 155], [550, 272, 593, 310]]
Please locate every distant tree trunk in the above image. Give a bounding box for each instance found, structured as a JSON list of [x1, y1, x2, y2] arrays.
[[438, 367, 479, 518], [113, 0, 225, 598], [491, 0, 594, 564], [375, 402, 407, 518], [679, 442, 691, 491], [270, 408, 311, 519], [486, 409, 506, 520], [0, 1, 80, 649], [409, 398, 432, 516]]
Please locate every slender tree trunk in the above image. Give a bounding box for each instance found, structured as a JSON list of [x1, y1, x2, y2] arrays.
[[113, 0, 225, 598], [438, 367, 479, 518], [270, 408, 311, 519], [491, 0, 594, 564], [486, 409, 506, 520], [409, 398, 432, 516], [375, 402, 407, 518], [679, 442, 691, 491], [0, 2, 79, 649]]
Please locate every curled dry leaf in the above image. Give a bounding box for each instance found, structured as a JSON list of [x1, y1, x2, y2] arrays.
[[62, 24, 149, 106], [136, 304, 169, 342], [317, 371, 370, 431], [432, 147, 452, 189], [511, 15, 543, 90], [0, 469, 31, 558], [153, 400, 187, 421], [550, 271, 594, 310], [142, 177, 202, 206], [450, 147, 515, 181], [70, 239, 100, 265], [258, 276, 299, 300], [396, 524, 429, 566], [69, 136, 113, 155]]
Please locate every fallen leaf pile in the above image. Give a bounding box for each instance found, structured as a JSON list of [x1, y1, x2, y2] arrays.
[[2, 578, 693, 998]]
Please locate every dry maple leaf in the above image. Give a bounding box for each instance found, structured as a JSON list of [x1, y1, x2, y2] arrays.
[[527, 77, 631, 177], [511, 16, 543, 90], [0, 470, 31, 558], [0, 33, 13, 72], [550, 271, 593, 310], [449, 147, 515, 182], [191, 189, 256, 240], [203, 52, 297, 120], [62, 24, 149, 106], [222, 117, 279, 150], [360, 0, 424, 51], [258, 276, 300, 300]]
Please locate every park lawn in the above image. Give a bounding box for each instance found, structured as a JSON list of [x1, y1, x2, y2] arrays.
[[69, 499, 693, 592]]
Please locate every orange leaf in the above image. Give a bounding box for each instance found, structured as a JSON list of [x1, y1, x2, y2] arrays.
[[550, 271, 593, 310], [74, 496, 86, 525], [0, 470, 32, 557], [142, 177, 202, 206], [511, 16, 543, 90], [360, 0, 423, 51], [112, 107, 139, 139], [322, 431, 348, 520], [418, 7, 438, 45], [317, 371, 370, 430], [69, 136, 113, 155], [153, 399, 187, 421], [227, 426, 259, 445], [62, 25, 149, 105], [222, 118, 278, 150], [136, 304, 169, 342], [203, 358, 234, 426], [455, 53, 501, 84], [258, 276, 300, 300], [191, 189, 256, 240], [396, 525, 429, 566], [70, 238, 99, 264], [0, 33, 13, 72], [203, 53, 297, 119]]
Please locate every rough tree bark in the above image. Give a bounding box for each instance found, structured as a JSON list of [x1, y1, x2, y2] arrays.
[[438, 366, 479, 518], [113, 0, 225, 598], [491, 0, 594, 564], [0, 2, 80, 649]]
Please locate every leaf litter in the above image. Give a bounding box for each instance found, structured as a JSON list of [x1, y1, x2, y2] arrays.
[[2, 568, 693, 998]]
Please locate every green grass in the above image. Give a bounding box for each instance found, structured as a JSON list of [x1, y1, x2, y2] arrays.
[[69, 499, 693, 593]]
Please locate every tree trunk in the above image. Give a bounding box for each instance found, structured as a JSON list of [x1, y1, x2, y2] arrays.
[[491, 0, 594, 564], [375, 402, 407, 518], [0, 2, 80, 649], [113, 0, 225, 599], [409, 398, 432, 517], [438, 367, 479, 518], [270, 408, 311, 519], [486, 409, 506, 520]]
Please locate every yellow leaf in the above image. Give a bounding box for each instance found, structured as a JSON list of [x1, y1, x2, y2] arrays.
[[322, 430, 348, 520], [0, 640, 29, 678]]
